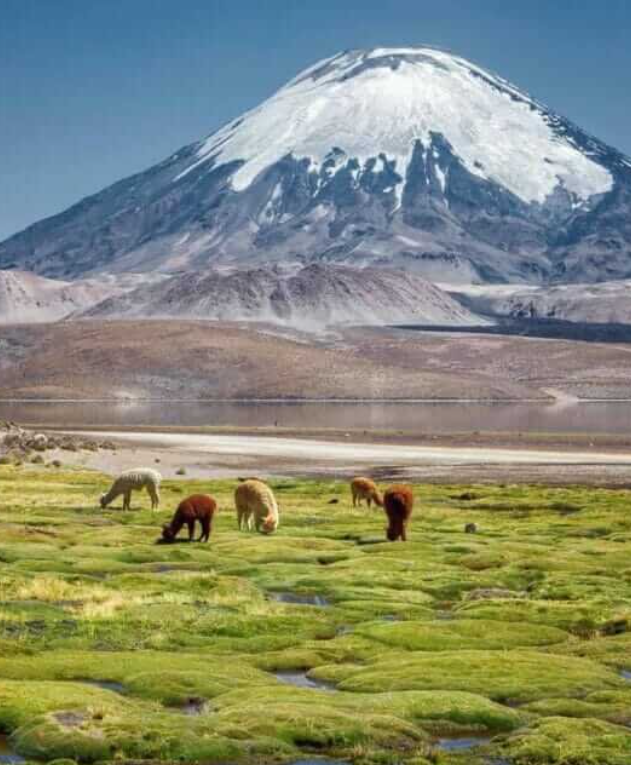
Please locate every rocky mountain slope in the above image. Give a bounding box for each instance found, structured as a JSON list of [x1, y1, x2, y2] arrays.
[[449, 281, 631, 324], [1, 47, 630, 284], [79, 263, 482, 327], [0, 270, 166, 324]]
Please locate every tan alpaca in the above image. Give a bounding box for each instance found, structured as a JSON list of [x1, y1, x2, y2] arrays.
[[235, 479, 279, 534], [350, 477, 383, 508]]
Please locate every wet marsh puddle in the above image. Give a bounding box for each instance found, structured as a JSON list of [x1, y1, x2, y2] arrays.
[[270, 592, 331, 607], [621, 669, 631, 681], [54, 711, 88, 728], [274, 671, 337, 691], [0, 736, 24, 765], [171, 698, 209, 715], [434, 735, 492, 752]]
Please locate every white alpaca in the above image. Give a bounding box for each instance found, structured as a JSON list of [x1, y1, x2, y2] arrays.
[[100, 468, 162, 511], [235, 479, 279, 534]]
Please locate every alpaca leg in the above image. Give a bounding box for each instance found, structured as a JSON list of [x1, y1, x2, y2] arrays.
[[149, 484, 160, 510], [187, 520, 195, 541], [199, 518, 210, 542], [123, 490, 131, 511], [400, 525, 407, 542]]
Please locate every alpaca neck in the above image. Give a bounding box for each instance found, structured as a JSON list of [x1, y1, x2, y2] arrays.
[[102, 487, 121, 506]]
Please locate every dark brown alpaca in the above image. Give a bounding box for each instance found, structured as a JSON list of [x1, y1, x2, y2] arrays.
[[383, 485, 414, 541], [161, 494, 217, 543]]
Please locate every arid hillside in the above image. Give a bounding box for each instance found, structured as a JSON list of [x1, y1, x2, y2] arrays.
[[1, 320, 630, 401]]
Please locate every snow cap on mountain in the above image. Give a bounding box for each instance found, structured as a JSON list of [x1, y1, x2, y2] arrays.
[[182, 46, 612, 205]]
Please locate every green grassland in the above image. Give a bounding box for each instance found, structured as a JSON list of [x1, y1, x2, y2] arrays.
[[0, 466, 630, 765]]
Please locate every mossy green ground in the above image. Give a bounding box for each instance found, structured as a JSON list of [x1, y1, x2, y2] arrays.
[[0, 467, 631, 764]]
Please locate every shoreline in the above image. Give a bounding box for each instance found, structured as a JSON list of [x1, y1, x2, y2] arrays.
[[30, 422, 631, 455], [24, 426, 631, 488], [0, 396, 556, 403], [4, 395, 631, 402], [68, 429, 631, 465]]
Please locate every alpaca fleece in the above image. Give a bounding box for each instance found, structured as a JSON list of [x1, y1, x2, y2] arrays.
[[383, 485, 414, 541], [162, 494, 217, 543], [350, 476, 383, 508], [100, 468, 162, 511], [235, 479, 279, 534]]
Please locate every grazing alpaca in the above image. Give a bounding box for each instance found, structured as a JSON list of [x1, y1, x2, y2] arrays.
[[162, 494, 217, 543], [383, 485, 414, 541], [100, 468, 162, 511], [350, 477, 383, 508], [235, 479, 279, 534]]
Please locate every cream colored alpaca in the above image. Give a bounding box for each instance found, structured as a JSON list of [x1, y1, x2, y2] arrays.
[[100, 468, 162, 511], [350, 477, 383, 508], [235, 479, 279, 534]]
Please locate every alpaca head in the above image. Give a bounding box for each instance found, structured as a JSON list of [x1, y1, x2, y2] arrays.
[[371, 489, 384, 507], [386, 519, 403, 541], [261, 515, 277, 534], [99, 493, 108, 509], [161, 523, 175, 542]]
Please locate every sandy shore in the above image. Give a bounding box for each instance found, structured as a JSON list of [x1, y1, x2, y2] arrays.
[[50, 428, 631, 486]]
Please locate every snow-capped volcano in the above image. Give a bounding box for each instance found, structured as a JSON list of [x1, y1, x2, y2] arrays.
[[1, 46, 630, 283], [182, 47, 613, 205]]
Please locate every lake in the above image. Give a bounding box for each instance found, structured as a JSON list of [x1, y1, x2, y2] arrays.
[[1, 400, 631, 434]]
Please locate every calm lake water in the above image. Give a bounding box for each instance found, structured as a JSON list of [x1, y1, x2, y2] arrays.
[[1, 400, 631, 435]]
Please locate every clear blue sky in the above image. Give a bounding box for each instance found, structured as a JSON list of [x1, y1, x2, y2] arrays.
[[1, 0, 630, 240]]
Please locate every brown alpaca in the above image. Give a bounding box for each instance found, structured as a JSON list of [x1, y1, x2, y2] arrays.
[[383, 485, 414, 541], [161, 494, 217, 543], [350, 477, 383, 508]]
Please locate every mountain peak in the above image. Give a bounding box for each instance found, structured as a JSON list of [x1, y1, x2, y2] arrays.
[[1, 47, 630, 284], [182, 45, 612, 205]]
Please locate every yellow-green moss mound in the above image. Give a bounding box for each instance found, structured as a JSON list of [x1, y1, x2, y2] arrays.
[[0, 467, 630, 764]]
